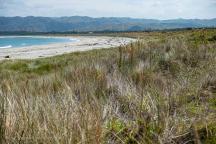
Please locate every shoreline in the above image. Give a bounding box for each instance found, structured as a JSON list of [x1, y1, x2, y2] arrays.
[[0, 36, 135, 60]]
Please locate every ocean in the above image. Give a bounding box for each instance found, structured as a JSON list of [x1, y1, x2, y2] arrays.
[[0, 36, 76, 48]]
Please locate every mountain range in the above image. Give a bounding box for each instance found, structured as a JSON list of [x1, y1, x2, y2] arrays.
[[0, 16, 216, 32]]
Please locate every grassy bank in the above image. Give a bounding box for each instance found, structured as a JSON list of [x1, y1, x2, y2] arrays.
[[0, 29, 216, 143]]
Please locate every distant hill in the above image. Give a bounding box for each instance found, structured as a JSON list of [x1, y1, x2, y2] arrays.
[[0, 16, 216, 32]]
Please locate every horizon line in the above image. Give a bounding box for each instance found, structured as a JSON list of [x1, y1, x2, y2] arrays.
[[0, 15, 216, 21]]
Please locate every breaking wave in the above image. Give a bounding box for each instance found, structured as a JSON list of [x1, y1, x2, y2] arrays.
[[0, 45, 12, 48]]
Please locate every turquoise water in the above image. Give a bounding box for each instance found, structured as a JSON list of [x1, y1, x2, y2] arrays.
[[0, 36, 76, 48]]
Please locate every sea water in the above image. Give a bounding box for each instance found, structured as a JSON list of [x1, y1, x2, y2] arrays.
[[0, 36, 76, 48]]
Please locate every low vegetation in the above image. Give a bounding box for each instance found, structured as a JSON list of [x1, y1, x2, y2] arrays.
[[0, 29, 216, 143]]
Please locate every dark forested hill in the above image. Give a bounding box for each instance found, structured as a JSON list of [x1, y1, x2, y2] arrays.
[[0, 16, 216, 32]]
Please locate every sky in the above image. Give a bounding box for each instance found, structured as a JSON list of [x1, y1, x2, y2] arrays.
[[0, 0, 216, 19]]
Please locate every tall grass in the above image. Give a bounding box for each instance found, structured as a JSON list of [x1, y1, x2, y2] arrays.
[[0, 29, 216, 143]]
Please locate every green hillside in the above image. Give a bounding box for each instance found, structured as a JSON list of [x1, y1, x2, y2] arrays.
[[0, 16, 216, 32]]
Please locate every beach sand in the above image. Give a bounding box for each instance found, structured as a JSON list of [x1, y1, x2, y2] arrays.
[[0, 36, 135, 60]]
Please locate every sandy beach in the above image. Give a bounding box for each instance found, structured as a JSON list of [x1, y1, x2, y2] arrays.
[[0, 36, 135, 60]]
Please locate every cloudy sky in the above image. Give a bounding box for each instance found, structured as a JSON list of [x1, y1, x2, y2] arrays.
[[0, 0, 215, 19]]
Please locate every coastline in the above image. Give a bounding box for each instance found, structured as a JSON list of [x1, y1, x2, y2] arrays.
[[0, 36, 135, 60]]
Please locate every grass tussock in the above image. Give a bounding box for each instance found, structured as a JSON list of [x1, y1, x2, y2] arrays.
[[0, 29, 216, 143]]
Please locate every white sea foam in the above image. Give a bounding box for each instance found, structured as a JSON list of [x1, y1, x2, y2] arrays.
[[0, 45, 12, 48]]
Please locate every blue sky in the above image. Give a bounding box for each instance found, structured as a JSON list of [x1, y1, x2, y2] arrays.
[[0, 0, 215, 19]]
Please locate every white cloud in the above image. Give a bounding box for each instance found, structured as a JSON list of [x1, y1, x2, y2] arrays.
[[0, 0, 215, 19]]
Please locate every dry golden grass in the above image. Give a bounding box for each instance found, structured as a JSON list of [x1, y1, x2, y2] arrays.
[[0, 29, 216, 143]]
